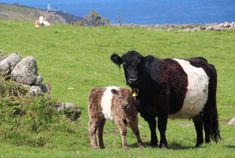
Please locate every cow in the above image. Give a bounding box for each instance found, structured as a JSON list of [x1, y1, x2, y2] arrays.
[[110, 50, 221, 148], [88, 86, 144, 149]]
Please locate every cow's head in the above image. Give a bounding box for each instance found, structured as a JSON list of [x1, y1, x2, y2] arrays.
[[111, 51, 146, 88]]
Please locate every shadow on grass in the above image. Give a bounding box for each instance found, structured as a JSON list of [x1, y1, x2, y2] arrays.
[[128, 142, 198, 150], [168, 142, 195, 150], [224, 145, 235, 149]]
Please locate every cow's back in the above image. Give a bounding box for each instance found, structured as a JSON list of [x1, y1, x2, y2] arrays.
[[169, 58, 210, 118]]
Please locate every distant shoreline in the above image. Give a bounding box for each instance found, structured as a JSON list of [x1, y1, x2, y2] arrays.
[[1, 2, 235, 31], [1, 1, 235, 25]]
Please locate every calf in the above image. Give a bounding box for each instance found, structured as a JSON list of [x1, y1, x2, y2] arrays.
[[88, 86, 143, 149]]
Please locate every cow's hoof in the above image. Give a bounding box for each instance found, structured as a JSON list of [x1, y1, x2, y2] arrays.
[[149, 141, 158, 147], [195, 143, 202, 148], [159, 143, 168, 149], [99, 145, 105, 149]]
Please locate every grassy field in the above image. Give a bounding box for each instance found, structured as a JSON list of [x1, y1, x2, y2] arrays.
[[0, 20, 235, 158]]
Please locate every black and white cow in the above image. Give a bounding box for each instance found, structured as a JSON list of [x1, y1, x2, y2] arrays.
[[111, 50, 221, 148]]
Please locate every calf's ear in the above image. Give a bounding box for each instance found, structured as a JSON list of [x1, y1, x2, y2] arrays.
[[110, 54, 123, 67], [111, 89, 119, 95]]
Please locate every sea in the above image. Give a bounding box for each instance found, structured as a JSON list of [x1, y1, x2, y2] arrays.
[[0, 0, 235, 24]]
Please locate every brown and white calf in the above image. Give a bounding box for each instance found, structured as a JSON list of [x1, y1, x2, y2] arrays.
[[88, 86, 143, 149]]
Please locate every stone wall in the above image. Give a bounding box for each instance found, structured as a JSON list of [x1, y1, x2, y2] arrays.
[[0, 52, 81, 120], [113, 22, 235, 32], [0, 53, 47, 96]]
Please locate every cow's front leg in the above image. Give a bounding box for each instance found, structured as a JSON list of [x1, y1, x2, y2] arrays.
[[147, 119, 158, 147], [158, 114, 168, 148]]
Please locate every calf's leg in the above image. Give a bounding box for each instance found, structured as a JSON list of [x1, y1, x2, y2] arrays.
[[88, 119, 98, 148], [97, 119, 106, 148], [116, 120, 128, 149], [129, 120, 144, 147]]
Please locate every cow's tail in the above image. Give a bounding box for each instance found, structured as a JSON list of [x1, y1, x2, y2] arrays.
[[203, 64, 221, 143]]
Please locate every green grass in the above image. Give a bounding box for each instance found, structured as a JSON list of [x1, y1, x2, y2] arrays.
[[0, 20, 235, 157]]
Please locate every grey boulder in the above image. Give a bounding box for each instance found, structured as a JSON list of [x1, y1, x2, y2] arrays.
[[0, 53, 22, 75], [11, 56, 38, 85], [29, 86, 44, 96]]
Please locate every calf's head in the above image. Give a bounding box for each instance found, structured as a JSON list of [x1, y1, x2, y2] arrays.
[[111, 51, 145, 88], [111, 88, 135, 111]]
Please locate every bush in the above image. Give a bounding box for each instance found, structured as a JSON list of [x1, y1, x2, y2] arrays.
[[0, 77, 81, 147], [74, 10, 111, 26], [0, 77, 28, 97], [0, 96, 58, 146]]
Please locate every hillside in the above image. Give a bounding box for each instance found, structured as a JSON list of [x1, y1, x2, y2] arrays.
[[0, 20, 235, 158], [0, 3, 82, 24]]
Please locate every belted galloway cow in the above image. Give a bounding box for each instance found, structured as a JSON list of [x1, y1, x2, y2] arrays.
[[111, 50, 221, 148]]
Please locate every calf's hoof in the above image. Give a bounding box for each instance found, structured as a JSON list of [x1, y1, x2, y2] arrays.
[[122, 145, 128, 149], [91, 145, 99, 149], [137, 142, 144, 148]]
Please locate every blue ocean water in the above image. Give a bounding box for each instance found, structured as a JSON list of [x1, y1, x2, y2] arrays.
[[0, 0, 235, 24]]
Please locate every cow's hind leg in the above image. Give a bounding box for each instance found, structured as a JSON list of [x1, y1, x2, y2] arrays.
[[158, 115, 168, 148], [193, 115, 203, 147], [147, 118, 158, 147], [97, 118, 106, 149], [203, 105, 211, 144]]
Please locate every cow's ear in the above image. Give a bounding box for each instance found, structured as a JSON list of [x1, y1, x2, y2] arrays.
[[144, 55, 155, 63], [144, 55, 161, 84], [140, 56, 145, 64], [111, 53, 123, 67], [111, 89, 119, 95]]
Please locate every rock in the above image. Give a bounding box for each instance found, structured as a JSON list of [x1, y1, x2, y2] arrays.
[[39, 84, 48, 93], [113, 22, 235, 31], [223, 22, 230, 28], [227, 117, 235, 125], [205, 26, 213, 31], [183, 27, 201, 32], [0, 53, 7, 61], [35, 75, 43, 85], [56, 103, 81, 121], [213, 26, 222, 31], [11, 56, 38, 85], [29, 86, 44, 96], [205, 25, 221, 31], [0, 53, 22, 75]]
